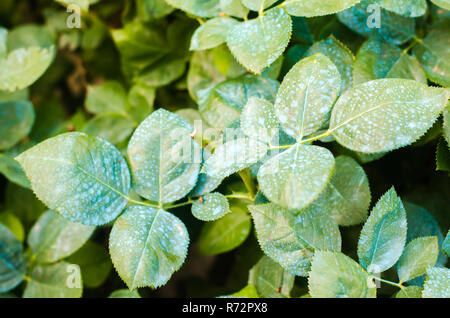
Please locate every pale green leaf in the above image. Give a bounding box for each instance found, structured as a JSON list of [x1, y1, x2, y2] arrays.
[[127, 83, 155, 123], [377, 0, 427, 17], [202, 138, 268, 179], [55, 0, 90, 11], [135, 58, 186, 87], [444, 106, 450, 147], [85, 81, 128, 116], [199, 74, 279, 129], [395, 286, 423, 298], [249, 203, 341, 276], [82, 114, 136, 145], [226, 8, 292, 74], [191, 192, 230, 221], [329, 79, 449, 153], [284, 0, 362, 17], [274, 54, 341, 139], [241, 97, 279, 144], [305, 36, 354, 92], [248, 256, 294, 298], [220, 0, 249, 18], [109, 206, 189, 289], [0, 28, 6, 59], [28, 210, 95, 264], [358, 187, 407, 273], [422, 267, 450, 298], [444, 231, 449, 257], [396, 236, 439, 283], [16, 132, 131, 226], [67, 241, 112, 288], [0, 223, 27, 292], [23, 262, 82, 298], [312, 156, 371, 226], [164, 0, 221, 17], [241, 0, 278, 11], [212, 44, 246, 77], [257, 144, 335, 210], [127, 109, 201, 204], [0, 152, 30, 188], [308, 251, 376, 298], [0, 101, 35, 151], [190, 17, 238, 51], [226, 284, 259, 298], [431, 0, 450, 10], [109, 289, 141, 298], [413, 23, 450, 87], [136, 0, 174, 20], [198, 206, 251, 255], [0, 212, 24, 242], [0, 47, 55, 92]]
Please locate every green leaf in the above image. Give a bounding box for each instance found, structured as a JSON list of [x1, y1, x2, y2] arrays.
[[422, 267, 450, 298], [85, 81, 128, 116], [136, 0, 174, 20], [0, 28, 6, 59], [396, 236, 439, 283], [23, 262, 82, 298], [436, 137, 450, 173], [357, 187, 407, 273], [164, 0, 221, 17], [199, 74, 279, 129], [0, 152, 30, 188], [431, 0, 450, 10], [329, 79, 449, 153], [226, 284, 259, 298], [198, 206, 251, 255], [127, 109, 201, 204], [0, 101, 35, 151], [190, 17, 238, 51], [308, 251, 376, 298], [187, 49, 226, 102], [135, 57, 186, 87], [16, 132, 131, 226], [257, 144, 335, 210], [55, 0, 90, 11], [67, 241, 112, 288], [0, 47, 55, 92], [413, 23, 450, 87], [274, 53, 341, 139], [394, 286, 423, 298], [250, 203, 341, 276], [444, 231, 450, 257], [191, 192, 230, 221], [226, 8, 292, 74], [337, 0, 415, 45], [0, 222, 27, 292], [109, 289, 141, 298], [109, 206, 189, 289], [212, 44, 247, 77], [241, 0, 278, 11], [284, 0, 362, 17], [305, 36, 354, 92], [241, 97, 279, 144], [444, 106, 450, 147], [28, 210, 95, 264], [202, 138, 268, 180], [377, 0, 427, 17], [312, 156, 371, 226], [82, 114, 136, 145], [127, 83, 155, 123], [353, 39, 426, 85], [220, 0, 249, 18], [248, 256, 294, 298], [0, 212, 24, 242]]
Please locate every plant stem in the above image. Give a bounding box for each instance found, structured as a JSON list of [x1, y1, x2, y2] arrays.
[[127, 198, 160, 208], [225, 193, 254, 202], [164, 198, 194, 210], [373, 276, 404, 289]]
